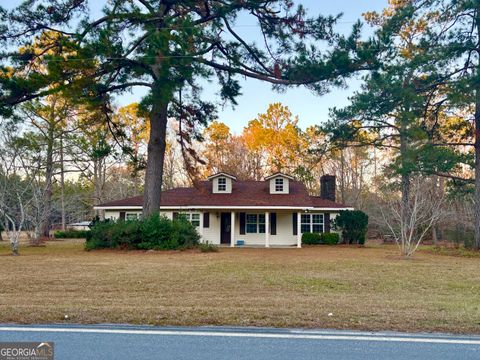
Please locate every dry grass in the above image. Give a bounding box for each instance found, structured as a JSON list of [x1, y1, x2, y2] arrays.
[[0, 240, 479, 334]]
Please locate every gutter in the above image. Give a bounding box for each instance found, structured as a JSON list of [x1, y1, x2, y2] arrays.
[[93, 205, 355, 211]]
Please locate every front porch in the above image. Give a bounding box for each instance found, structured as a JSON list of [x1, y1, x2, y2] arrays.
[[196, 209, 332, 248]]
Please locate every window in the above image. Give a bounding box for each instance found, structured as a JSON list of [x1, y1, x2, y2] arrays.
[[246, 214, 266, 233], [126, 213, 138, 221], [258, 214, 266, 233], [312, 214, 324, 233], [275, 178, 284, 192], [179, 212, 201, 227], [218, 177, 226, 191], [300, 213, 324, 233], [301, 214, 311, 234], [246, 214, 257, 233], [190, 213, 200, 227]]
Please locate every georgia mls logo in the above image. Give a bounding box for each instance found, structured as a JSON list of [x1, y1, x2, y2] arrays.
[[0, 342, 54, 360]]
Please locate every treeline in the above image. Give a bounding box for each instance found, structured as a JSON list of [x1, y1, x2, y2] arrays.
[[0, 0, 479, 257], [0, 100, 189, 244]]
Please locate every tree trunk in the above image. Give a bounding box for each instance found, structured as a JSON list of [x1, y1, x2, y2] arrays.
[[340, 149, 345, 204], [474, 87, 480, 249], [431, 175, 439, 246], [60, 133, 66, 231], [12, 241, 19, 256], [143, 99, 169, 216], [93, 157, 106, 221], [474, 7, 480, 250], [400, 122, 410, 256], [40, 123, 55, 238]]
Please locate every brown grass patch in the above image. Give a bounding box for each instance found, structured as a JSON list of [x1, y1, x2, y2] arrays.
[[0, 240, 479, 333]]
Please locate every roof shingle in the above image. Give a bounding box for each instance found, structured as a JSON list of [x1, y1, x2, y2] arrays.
[[97, 181, 350, 209]]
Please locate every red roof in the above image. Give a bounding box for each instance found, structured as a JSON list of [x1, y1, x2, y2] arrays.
[[97, 181, 350, 209]]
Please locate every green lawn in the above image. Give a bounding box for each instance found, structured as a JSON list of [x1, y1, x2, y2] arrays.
[[0, 240, 479, 333]]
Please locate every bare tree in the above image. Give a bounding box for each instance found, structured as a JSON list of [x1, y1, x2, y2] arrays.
[[0, 132, 30, 255], [380, 177, 446, 257], [0, 190, 26, 256], [0, 124, 55, 253]]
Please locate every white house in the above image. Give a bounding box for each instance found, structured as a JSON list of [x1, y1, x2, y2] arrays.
[[94, 173, 353, 248]]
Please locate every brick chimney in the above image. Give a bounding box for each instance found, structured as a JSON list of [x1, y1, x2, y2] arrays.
[[320, 175, 336, 202]]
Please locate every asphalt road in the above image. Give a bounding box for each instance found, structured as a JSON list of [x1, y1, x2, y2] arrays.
[[1, 324, 480, 360]]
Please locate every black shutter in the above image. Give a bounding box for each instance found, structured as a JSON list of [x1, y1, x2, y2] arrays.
[[292, 212, 297, 235], [119, 211, 126, 221], [173, 212, 179, 220], [239, 212, 246, 235], [325, 213, 331, 233], [203, 212, 210, 228], [270, 213, 277, 235]]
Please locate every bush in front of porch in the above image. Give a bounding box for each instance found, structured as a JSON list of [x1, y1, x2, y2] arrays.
[[302, 232, 340, 245], [85, 214, 200, 251]]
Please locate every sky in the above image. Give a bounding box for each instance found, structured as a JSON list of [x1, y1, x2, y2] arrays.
[[115, 0, 389, 133], [3, 0, 388, 133], [200, 0, 389, 133]]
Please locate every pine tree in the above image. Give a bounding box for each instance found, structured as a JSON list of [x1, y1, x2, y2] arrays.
[[0, 0, 376, 215]]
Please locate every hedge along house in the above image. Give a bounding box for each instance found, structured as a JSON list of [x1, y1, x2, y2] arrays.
[[94, 173, 353, 248]]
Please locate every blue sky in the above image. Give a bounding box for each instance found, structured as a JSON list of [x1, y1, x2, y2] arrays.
[[203, 0, 388, 133], [120, 0, 388, 133], [3, 0, 388, 133]]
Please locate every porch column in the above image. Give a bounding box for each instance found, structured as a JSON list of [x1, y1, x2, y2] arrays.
[[230, 211, 235, 247], [265, 211, 270, 248], [297, 212, 302, 248], [198, 211, 203, 242]]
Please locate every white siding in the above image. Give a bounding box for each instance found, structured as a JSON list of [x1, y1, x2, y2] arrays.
[[104, 210, 168, 220], [201, 211, 221, 244], [104, 210, 121, 220], [231, 210, 296, 246], [103, 209, 341, 246]]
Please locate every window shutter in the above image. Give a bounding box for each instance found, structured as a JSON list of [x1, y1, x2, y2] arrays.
[[239, 212, 246, 235], [203, 212, 210, 228], [292, 212, 297, 235], [119, 211, 126, 221], [172, 212, 179, 220], [325, 213, 331, 233], [270, 213, 277, 235]]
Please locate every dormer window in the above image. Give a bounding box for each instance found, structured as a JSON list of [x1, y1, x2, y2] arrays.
[[265, 172, 293, 194], [218, 177, 227, 192], [207, 172, 236, 194], [275, 178, 284, 192]]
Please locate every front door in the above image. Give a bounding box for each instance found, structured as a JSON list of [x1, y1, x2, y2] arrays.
[[220, 212, 231, 244]]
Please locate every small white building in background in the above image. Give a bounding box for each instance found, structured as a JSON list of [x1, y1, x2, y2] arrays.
[[67, 221, 92, 231], [94, 173, 353, 248]]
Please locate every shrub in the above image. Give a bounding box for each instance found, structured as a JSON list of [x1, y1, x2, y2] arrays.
[[302, 232, 340, 245], [85, 214, 200, 251], [198, 241, 219, 253], [170, 217, 201, 249], [302, 232, 322, 245], [54, 229, 91, 239], [85, 220, 141, 250], [334, 210, 369, 245], [322, 232, 340, 245], [137, 214, 173, 250]]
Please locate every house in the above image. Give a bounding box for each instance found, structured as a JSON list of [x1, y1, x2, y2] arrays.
[[94, 173, 353, 247]]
